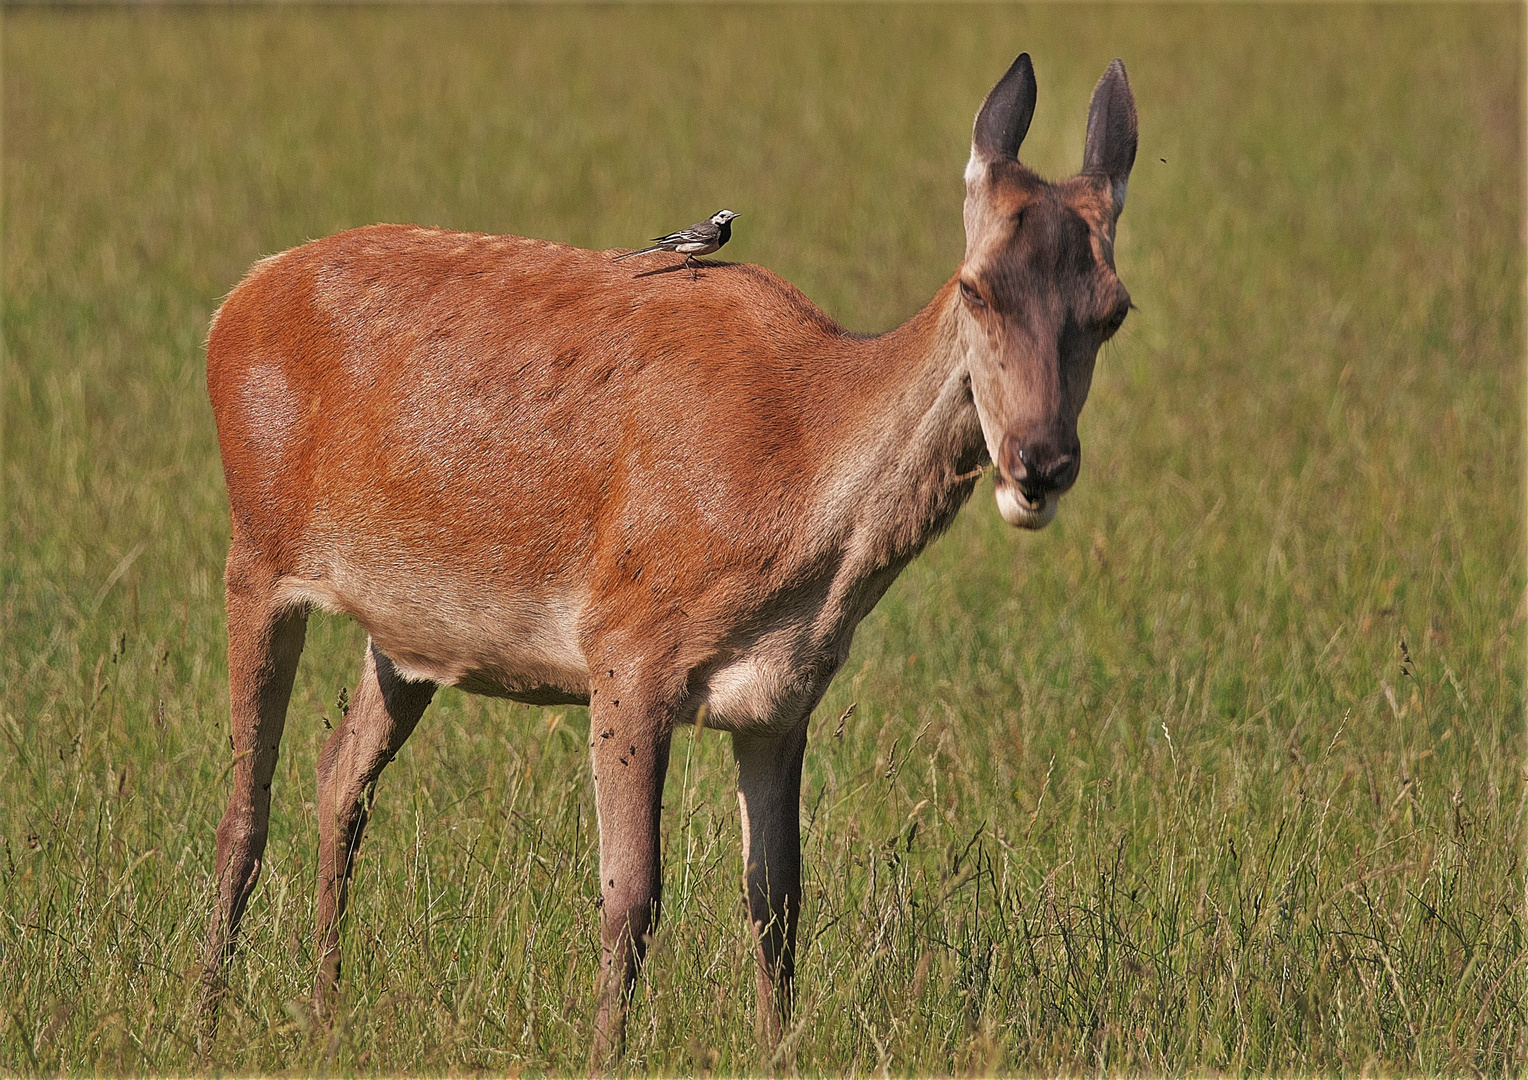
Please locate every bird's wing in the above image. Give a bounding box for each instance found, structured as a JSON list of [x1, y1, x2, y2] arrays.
[[655, 221, 719, 244]]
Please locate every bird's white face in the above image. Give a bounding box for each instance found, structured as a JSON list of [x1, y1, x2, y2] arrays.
[[712, 210, 739, 225]]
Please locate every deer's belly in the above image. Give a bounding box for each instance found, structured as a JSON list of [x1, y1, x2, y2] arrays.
[[275, 558, 861, 727], [276, 571, 591, 703]]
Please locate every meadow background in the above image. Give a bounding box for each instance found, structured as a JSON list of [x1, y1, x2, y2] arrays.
[[3, 5, 1524, 1074]]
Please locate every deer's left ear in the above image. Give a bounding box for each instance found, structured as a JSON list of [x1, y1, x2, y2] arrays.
[[1083, 59, 1137, 220], [971, 53, 1037, 167]]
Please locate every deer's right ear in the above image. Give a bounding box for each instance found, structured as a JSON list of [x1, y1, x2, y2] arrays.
[[970, 53, 1037, 169]]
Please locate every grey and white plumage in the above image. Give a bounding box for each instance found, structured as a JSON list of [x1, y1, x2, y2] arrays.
[[614, 209, 739, 276]]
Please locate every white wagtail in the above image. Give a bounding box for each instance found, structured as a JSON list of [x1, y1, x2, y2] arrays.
[[613, 209, 739, 278]]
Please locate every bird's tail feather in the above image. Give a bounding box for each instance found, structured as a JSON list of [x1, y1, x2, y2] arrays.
[[612, 246, 661, 261]]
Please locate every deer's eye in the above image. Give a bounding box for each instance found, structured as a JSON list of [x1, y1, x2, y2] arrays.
[[1101, 305, 1128, 337], [959, 280, 987, 309]]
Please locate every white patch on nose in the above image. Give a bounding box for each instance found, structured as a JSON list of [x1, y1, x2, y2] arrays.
[[994, 479, 1059, 530]]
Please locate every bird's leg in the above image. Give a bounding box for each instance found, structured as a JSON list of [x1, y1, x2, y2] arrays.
[[685, 254, 699, 281]]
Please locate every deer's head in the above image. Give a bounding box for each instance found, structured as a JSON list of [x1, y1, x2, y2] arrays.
[[959, 54, 1137, 529]]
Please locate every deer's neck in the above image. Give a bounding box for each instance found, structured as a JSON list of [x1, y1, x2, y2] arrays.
[[817, 277, 989, 606]]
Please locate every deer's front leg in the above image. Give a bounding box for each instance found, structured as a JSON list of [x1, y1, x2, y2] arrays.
[[589, 690, 674, 1069], [734, 720, 809, 1053]]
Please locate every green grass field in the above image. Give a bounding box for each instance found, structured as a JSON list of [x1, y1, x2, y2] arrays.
[[3, 5, 1524, 1075]]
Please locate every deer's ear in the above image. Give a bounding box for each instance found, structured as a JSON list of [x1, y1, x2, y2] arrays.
[[971, 53, 1037, 166], [1083, 58, 1137, 219]]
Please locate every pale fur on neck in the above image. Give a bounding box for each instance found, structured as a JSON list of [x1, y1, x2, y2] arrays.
[[806, 278, 989, 633]]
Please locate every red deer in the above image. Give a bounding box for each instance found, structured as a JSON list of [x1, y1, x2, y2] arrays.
[[199, 52, 1137, 1063]]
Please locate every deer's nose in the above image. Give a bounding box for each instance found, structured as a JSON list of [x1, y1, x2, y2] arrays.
[[1000, 433, 1079, 498]]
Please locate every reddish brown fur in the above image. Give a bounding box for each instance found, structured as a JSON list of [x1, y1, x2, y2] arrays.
[[198, 54, 1138, 1066]]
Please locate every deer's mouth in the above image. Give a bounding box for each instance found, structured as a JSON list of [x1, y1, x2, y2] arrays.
[[994, 476, 1059, 530]]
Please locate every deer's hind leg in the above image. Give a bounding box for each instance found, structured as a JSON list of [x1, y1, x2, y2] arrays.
[[201, 552, 309, 1035], [313, 640, 435, 1015]]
